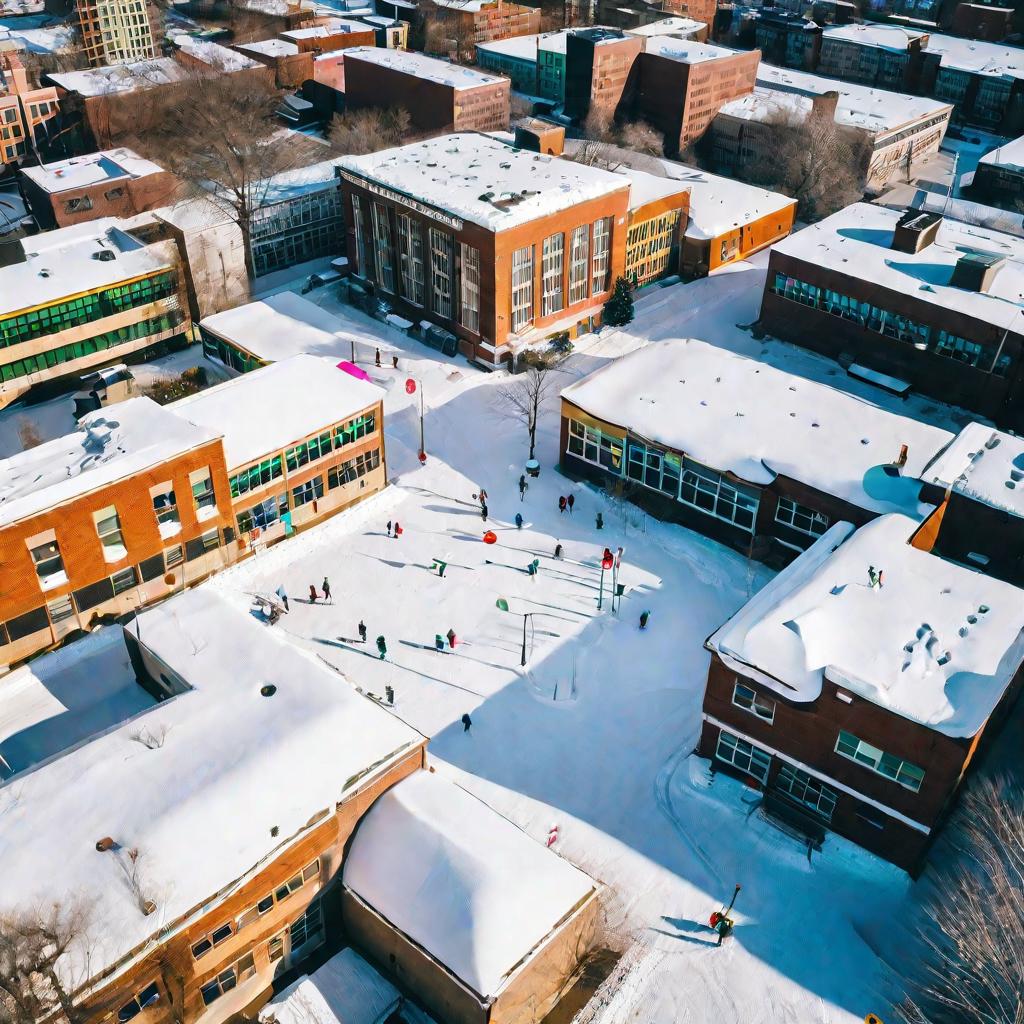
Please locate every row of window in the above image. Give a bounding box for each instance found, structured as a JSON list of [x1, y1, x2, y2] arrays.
[[624, 210, 680, 287], [0, 312, 183, 383], [771, 272, 1013, 375], [1, 272, 178, 349]]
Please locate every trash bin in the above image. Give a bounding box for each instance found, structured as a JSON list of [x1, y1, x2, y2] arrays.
[[525, 459, 540, 478]]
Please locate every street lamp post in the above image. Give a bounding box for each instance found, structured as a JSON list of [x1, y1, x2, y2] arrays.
[[598, 549, 614, 611]]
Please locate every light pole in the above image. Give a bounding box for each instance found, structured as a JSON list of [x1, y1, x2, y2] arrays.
[[496, 597, 532, 665], [597, 549, 614, 611], [406, 377, 426, 462]]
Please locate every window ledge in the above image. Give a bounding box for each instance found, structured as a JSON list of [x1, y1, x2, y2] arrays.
[[39, 570, 69, 592], [158, 521, 182, 540]]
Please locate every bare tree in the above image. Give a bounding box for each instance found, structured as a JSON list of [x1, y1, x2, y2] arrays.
[[421, 4, 476, 62], [898, 774, 1024, 1024], [328, 107, 412, 157], [495, 363, 559, 461], [17, 419, 43, 452], [130, 68, 302, 285], [617, 120, 664, 157], [582, 107, 615, 144], [0, 904, 91, 1024], [571, 138, 623, 172]]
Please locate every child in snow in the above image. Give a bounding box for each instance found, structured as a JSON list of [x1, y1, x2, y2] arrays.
[[447, 628, 457, 649], [394, 521, 403, 538], [567, 494, 575, 514], [322, 577, 331, 603], [519, 475, 528, 500], [276, 585, 289, 612], [308, 584, 318, 604], [376, 635, 388, 660], [554, 543, 563, 559], [387, 520, 392, 537], [515, 512, 523, 529], [462, 713, 472, 732], [358, 620, 367, 642], [640, 610, 651, 630], [435, 634, 445, 652], [596, 512, 604, 530], [481, 503, 488, 522], [558, 496, 567, 514]]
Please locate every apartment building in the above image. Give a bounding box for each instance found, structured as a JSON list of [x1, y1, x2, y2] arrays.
[[280, 17, 377, 52], [596, 0, 716, 31], [760, 204, 1024, 430], [72, 0, 159, 67], [971, 134, 1024, 205], [0, 354, 386, 667], [753, 10, 821, 71], [339, 133, 688, 365], [0, 219, 188, 408], [712, 63, 952, 191], [0, 585, 427, 1021], [428, 0, 541, 58], [563, 27, 645, 122], [700, 513, 1024, 871], [20, 147, 178, 230], [342, 47, 510, 134], [818, 23, 928, 90], [559, 339, 953, 563], [476, 32, 546, 92], [0, 51, 59, 169]]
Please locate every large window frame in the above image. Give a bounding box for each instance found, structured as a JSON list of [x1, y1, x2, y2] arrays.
[[714, 730, 772, 783], [370, 202, 396, 294], [591, 217, 612, 296], [568, 224, 590, 305], [541, 232, 564, 317], [397, 214, 425, 305], [429, 228, 454, 321], [835, 730, 926, 792], [732, 682, 776, 723], [511, 245, 534, 334], [459, 242, 481, 334], [774, 496, 829, 538], [775, 763, 838, 821]]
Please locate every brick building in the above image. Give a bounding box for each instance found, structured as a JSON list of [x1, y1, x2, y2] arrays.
[[818, 23, 928, 91], [596, 0, 716, 31], [232, 38, 312, 88], [0, 219, 189, 409], [20, 147, 178, 230], [280, 17, 377, 52], [427, 0, 541, 59], [971, 134, 1024, 205], [559, 339, 953, 564], [341, 47, 510, 134], [759, 203, 1024, 430], [699, 513, 1024, 872], [752, 10, 821, 71], [70, 0, 159, 67], [0, 51, 59, 170], [563, 28, 645, 123], [339, 132, 688, 366], [0, 355, 386, 667]]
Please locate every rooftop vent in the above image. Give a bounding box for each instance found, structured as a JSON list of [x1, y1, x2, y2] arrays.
[[892, 209, 942, 253], [93, 249, 116, 262], [950, 251, 1005, 293]]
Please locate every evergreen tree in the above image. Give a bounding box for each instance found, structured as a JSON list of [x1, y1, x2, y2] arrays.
[[603, 276, 635, 327]]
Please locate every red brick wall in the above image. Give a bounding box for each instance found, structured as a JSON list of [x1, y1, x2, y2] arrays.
[[24, 169, 179, 231]]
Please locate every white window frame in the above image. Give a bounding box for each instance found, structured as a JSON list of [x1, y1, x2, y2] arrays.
[[397, 213, 424, 305], [835, 731, 925, 792], [351, 194, 367, 276], [459, 242, 481, 333], [429, 228, 454, 321], [775, 496, 829, 538], [568, 224, 589, 305], [371, 202, 395, 294], [591, 217, 612, 296], [94, 504, 125, 553], [511, 245, 534, 334], [541, 232, 564, 317], [679, 458, 759, 532], [732, 682, 776, 723], [775, 763, 838, 821], [714, 730, 772, 783], [190, 468, 216, 513]]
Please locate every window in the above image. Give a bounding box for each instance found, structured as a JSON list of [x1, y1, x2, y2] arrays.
[[291, 476, 324, 508], [677, 458, 759, 531], [732, 682, 776, 723], [191, 921, 233, 960], [268, 933, 285, 962], [568, 225, 589, 305], [30, 538, 64, 584], [566, 419, 623, 473], [591, 217, 612, 295], [286, 431, 334, 471], [775, 497, 829, 538], [541, 232, 564, 316], [237, 494, 288, 534], [328, 448, 380, 488], [289, 896, 324, 955], [198, 528, 220, 553], [511, 245, 534, 333], [371, 202, 395, 293], [199, 953, 255, 1006], [117, 982, 160, 1022], [429, 228, 454, 321], [835, 731, 926, 791], [274, 860, 320, 903], [459, 243, 481, 333], [111, 566, 137, 595], [47, 595, 75, 624], [625, 441, 680, 497], [94, 505, 125, 558], [351, 195, 367, 275], [65, 195, 93, 214], [164, 545, 183, 569], [152, 485, 178, 529], [105, 187, 125, 201], [229, 456, 283, 498], [237, 893, 275, 931], [775, 764, 838, 821], [714, 730, 771, 783], [397, 214, 424, 305], [334, 413, 375, 449], [190, 468, 216, 513]]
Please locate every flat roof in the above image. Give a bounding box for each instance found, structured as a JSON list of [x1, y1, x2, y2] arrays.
[[770, 201, 1024, 332], [562, 339, 952, 516], [821, 23, 927, 51], [627, 16, 704, 36], [0, 589, 421, 990], [21, 147, 165, 195], [282, 18, 369, 37], [723, 63, 952, 135], [343, 770, 596, 998], [925, 422, 1024, 517], [258, 155, 346, 204], [47, 57, 185, 97], [173, 36, 262, 70], [235, 37, 300, 57], [199, 291, 361, 362], [0, 397, 218, 528], [1, 218, 175, 319], [924, 32, 1024, 79], [172, 353, 383, 469], [476, 32, 540, 60], [340, 133, 629, 232], [708, 514, 1024, 737], [642, 37, 739, 63], [342, 46, 505, 88], [612, 164, 689, 210], [978, 134, 1024, 172]]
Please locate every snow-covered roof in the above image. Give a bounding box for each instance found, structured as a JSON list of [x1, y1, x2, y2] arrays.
[[257, 155, 346, 204], [21, 147, 165, 195], [342, 46, 504, 87], [431, 0, 489, 10], [924, 422, 1024, 517], [172, 354, 383, 469], [476, 32, 540, 60], [260, 949, 401, 1024], [724, 62, 952, 136], [924, 32, 1024, 79], [340, 133, 628, 232], [642, 37, 738, 63], [343, 770, 597, 998], [708, 514, 1024, 737], [0, 589, 422, 990], [1, 219, 175, 318], [174, 36, 262, 70], [47, 57, 185, 97], [235, 37, 300, 57], [666, 163, 796, 239], [561, 339, 953, 516], [770, 201, 1024, 332], [627, 16, 704, 37], [0, 397, 218, 528], [199, 292, 360, 362], [979, 134, 1024, 173], [613, 165, 689, 211], [281, 18, 369, 38], [821, 23, 927, 51]]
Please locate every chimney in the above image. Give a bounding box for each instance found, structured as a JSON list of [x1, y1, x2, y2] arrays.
[[896, 443, 909, 468]]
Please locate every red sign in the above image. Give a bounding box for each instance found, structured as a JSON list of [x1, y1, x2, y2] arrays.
[[405, 378, 416, 394]]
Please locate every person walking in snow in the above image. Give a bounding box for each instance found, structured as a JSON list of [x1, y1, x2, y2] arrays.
[[478, 488, 488, 506], [462, 713, 472, 732], [358, 620, 367, 643], [309, 584, 318, 604], [519, 475, 528, 501], [558, 496, 567, 514], [526, 559, 539, 581], [276, 585, 289, 612], [322, 577, 332, 604], [567, 494, 575, 514], [435, 633, 445, 652], [386, 520, 392, 537], [481, 503, 488, 522], [375, 348, 381, 367], [376, 635, 388, 660], [640, 610, 651, 630], [554, 543, 563, 559], [394, 521, 403, 538], [447, 628, 457, 649], [515, 512, 523, 529]]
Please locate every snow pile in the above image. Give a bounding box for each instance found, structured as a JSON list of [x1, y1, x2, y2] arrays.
[[924, 421, 1024, 516], [260, 948, 401, 1024], [344, 770, 597, 998], [561, 339, 952, 516], [709, 514, 1024, 736]]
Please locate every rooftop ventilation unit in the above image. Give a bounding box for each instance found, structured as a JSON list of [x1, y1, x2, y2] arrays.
[[950, 251, 1005, 293], [892, 209, 942, 253]]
